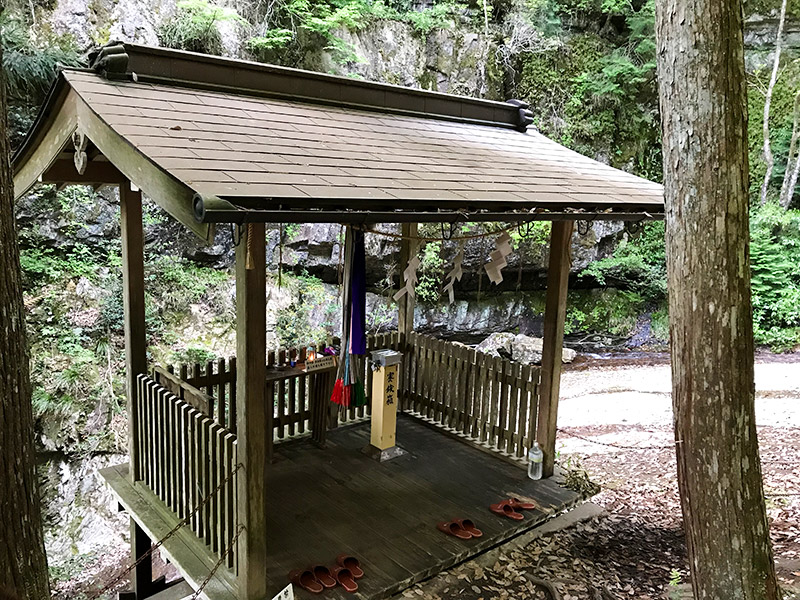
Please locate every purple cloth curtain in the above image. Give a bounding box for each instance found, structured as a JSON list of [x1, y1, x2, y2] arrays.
[[349, 228, 367, 355]]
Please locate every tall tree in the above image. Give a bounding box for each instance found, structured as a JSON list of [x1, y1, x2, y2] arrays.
[[760, 0, 788, 205], [655, 1, 781, 599], [0, 0, 52, 596]]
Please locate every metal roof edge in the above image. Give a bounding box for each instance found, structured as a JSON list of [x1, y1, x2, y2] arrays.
[[89, 42, 534, 131]]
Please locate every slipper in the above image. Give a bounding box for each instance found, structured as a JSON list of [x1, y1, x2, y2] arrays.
[[437, 520, 472, 540], [331, 566, 359, 592], [455, 518, 483, 538], [288, 569, 324, 594], [336, 554, 364, 579], [312, 565, 337, 589], [509, 497, 537, 510], [490, 501, 524, 520]]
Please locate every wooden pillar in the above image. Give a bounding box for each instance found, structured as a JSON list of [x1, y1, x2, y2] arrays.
[[120, 184, 150, 597], [536, 220, 573, 478], [397, 223, 417, 338], [120, 184, 146, 481], [235, 223, 269, 600]]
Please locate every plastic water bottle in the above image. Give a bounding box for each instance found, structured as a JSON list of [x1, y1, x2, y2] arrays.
[[528, 442, 543, 480]]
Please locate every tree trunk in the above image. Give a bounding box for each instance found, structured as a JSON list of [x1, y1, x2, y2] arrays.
[[760, 0, 787, 205], [0, 1, 52, 596], [655, 1, 781, 599], [778, 91, 800, 207]]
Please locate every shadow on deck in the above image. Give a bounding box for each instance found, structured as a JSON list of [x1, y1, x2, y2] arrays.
[[266, 414, 582, 599]]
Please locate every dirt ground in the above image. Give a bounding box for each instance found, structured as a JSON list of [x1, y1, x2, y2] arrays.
[[402, 358, 800, 600]]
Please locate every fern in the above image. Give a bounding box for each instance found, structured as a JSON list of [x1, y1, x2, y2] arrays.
[[1, 16, 83, 102]]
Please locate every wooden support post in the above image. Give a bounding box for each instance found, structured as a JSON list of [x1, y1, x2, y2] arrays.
[[130, 519, 153, 598], [120, 184, 146, 482], [397, 223, 418, 338], [536, 220, 573, 478], [235, 223, 269, 600]]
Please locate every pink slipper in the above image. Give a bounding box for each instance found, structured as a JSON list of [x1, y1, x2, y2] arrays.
[[289, 569, 323, 594], [509, 497, 537, 510], [490, 501, 524, 520], [336, 554, 364, 579], [312, 565, 337, 588], [455, 518, 483, 537], [331, 566, 358, 592], [437, 520, 472, 540]]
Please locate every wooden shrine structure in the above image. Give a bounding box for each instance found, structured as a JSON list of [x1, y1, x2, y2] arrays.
[[12, 43, 664, 600]]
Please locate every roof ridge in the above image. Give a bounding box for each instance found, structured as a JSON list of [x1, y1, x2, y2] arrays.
[[88, 42, 535, 131]]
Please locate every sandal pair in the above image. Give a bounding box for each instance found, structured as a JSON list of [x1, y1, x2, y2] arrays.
[[437, 518, 483, 540], [490, 497, 537, 520], [289, 554, 364, 594]]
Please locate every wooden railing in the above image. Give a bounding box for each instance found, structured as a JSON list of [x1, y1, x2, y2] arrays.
[[167, 333, 405, 444], [159, 331, 538, 461], [134, 374, 238, 570], [400, 332, 541, 461]]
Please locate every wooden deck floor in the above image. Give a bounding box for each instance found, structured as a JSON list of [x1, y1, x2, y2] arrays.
[[266, 414, 582, 600], [103, 415, 583, 600]]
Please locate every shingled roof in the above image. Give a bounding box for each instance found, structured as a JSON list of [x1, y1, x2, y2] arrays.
[[13, 43, 664, 240]]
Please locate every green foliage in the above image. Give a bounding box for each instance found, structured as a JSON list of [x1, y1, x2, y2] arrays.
[[401, 2, 463, 34], [145, 255, 230, 314], [275, 271, 329, 347], [650, 303, 669, 342], [20, 245, 100, 285], [517, 1, 660, 179], [581, 221, 666, 302], [564, 288, 645, 336], [171, 346, 218, 364], [0, 15, 82, 144], [750, 203, 800, 350], [743, 0, 800, 18], [667, 569, 683, 600], [158, 0, 244, 55], [0, 15, 82, 100], [747, 59, 800, 204], [246, 0, 465, 66], [247, 28, 295, 51], [415, 241, 447, 304]]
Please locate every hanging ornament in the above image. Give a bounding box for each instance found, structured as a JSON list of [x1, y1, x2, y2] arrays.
[[393, 242, 421, 301], [443, 242, 465, 304], [331, 227, 368, 409], [484, 231, 513, 285]]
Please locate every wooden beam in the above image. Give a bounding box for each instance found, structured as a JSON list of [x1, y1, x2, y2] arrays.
[[536, 221, 573, 478], [121, 184, 147, 482], [234, 223, 268, 600], [13, 89, 78, 199], [42, 158, 127, 185], [397, 223, 417, 338]]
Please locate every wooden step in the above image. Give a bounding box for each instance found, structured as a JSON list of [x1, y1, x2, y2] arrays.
[[148, 580, 194, 600]]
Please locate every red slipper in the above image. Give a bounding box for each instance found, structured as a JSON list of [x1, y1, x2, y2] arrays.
[[509, 497, 537, 510], [312, 565, 337, 588], [437, 520, 472, 540], [289, 569, 324, 594], [455, 518, 483, 537], [490, 501, 524, 520], [336, 554, 364, 579], [332, 566, 359, 592]]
